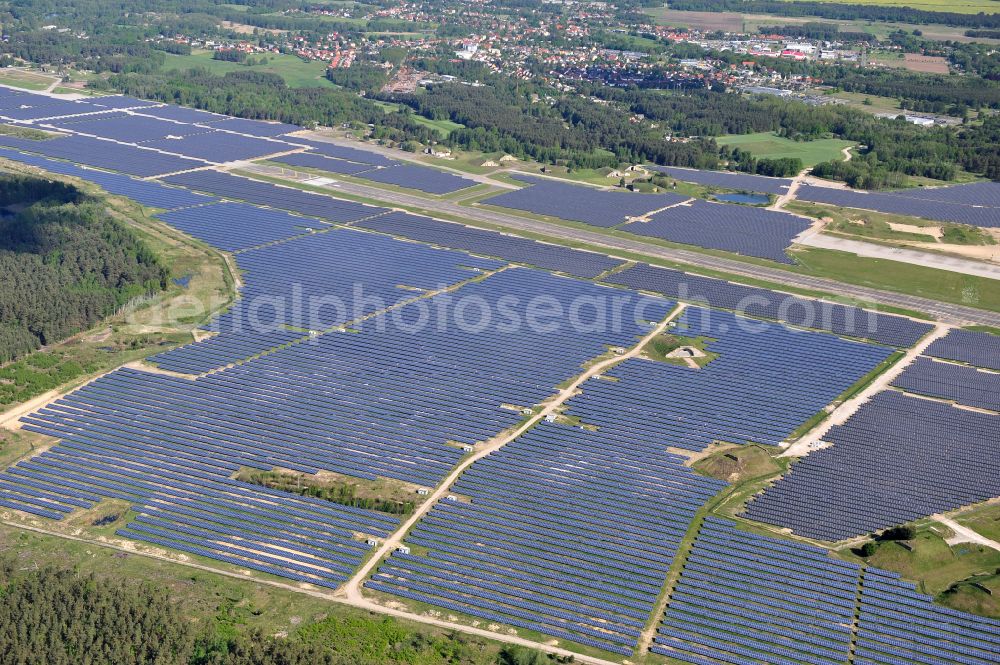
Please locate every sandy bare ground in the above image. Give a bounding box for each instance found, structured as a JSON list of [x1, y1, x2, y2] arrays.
[[796, 232, 1000, 279], [934, 514, 1000, 552], [782, 323, 951, 458]]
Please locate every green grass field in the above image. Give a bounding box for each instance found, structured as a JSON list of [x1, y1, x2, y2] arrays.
[[164, 50, 333, 88], [789, 246, 1000, 312], [717, 133, 853, 167], [373, 101, 465, 137], [0, 68, 58, 91]]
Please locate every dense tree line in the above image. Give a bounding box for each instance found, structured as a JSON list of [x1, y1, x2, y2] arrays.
[[0, 175, 168, 362], [667, 0, 1000, 28], [100, 69, 441, 146], [0, 31, 167, 74], [391, 81, 721, 169], [0, 561, 193, 664], [757, 23, 875, 42], [325, 63, 390, 92], [0, 558, 564, 665]]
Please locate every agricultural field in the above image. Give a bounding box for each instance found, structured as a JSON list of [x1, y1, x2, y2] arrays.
[[716, 132, 854, 167], [779, 0, 1000, 14], [648, 7, 1000, 42]]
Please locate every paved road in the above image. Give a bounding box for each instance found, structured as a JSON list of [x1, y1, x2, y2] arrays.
[[246, 164, 1000, 327]]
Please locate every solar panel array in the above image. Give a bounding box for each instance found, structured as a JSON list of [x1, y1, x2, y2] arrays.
[[289, 138, 397, 167], [369, 421, 726, 656], [856, 568, 1000, 665], [353, 163, 475, 195], [0, 133, 207, 177], [797, 184, 1000, 228], [482, 175, 686, 227], [271, 147, 476, 194], [0, 147, 216, 211], [892, 356, 1000, 412], [271, 151, 376, 175], [86, 95, 160, 110], [5, 365, 398, 587], [891, 180, 1000, 208], [620, 199, 809, 263], [0, 89, 98, 121], [648, 165, 792, 194], [143, 132, 292, 163], [560, 307, 891, 452], [157, 202, 324, 252], [29, 270, 669, 487], [40, 113, 213, 144], [149, 228, 503, 374], [605, 263, 933, 347], [130, 105, 229, 124], [925, 328, 1000, 371], [203, 117, 303, 137], [744, 390, 1000, 540], [651, 517, 861, 665], [353, 211, 624, 278], [161, 170, 386, 224]]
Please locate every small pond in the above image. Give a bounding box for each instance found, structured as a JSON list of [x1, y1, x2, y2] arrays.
[[713, 193, 770, 205]]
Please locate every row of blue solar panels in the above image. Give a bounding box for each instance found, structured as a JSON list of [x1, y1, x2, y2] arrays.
[[856, 568, 1000, 665], [925, 328, 1000, 371], [210, 117, 303, 137], [0, 90, 97, 121], [0, 147, 216, 211], [651, 517, 861, 665], [560, 307, 891, 452], [648, 165, 792, 194], [85, 95, 161, 110], [797, 183, 1000, 227], [744, 390, 1000, 540], [885, 180, 1000, 208], [482, 174, 687, 227], [143, 132, 294, 163], [7, 366, 398, 588], [353, 211, 624, 278], [271, 149, 476, 194], [149, 227, 503, 374], [353, 163, 475, 195], [892, 356, 1000, 411], [604, 263, 933, 348], [38, 113, 214, 144], [289, 138, 397, 166], [271, 151, 377, 175], [131, 105, 230, 124], [157, 202, 326, 252], [370, 421, 725, 656], [619, 199, 809, 263], [161, 170, 386, 224], [0, 133, 207, 177], [30, 269, 672, 488]]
